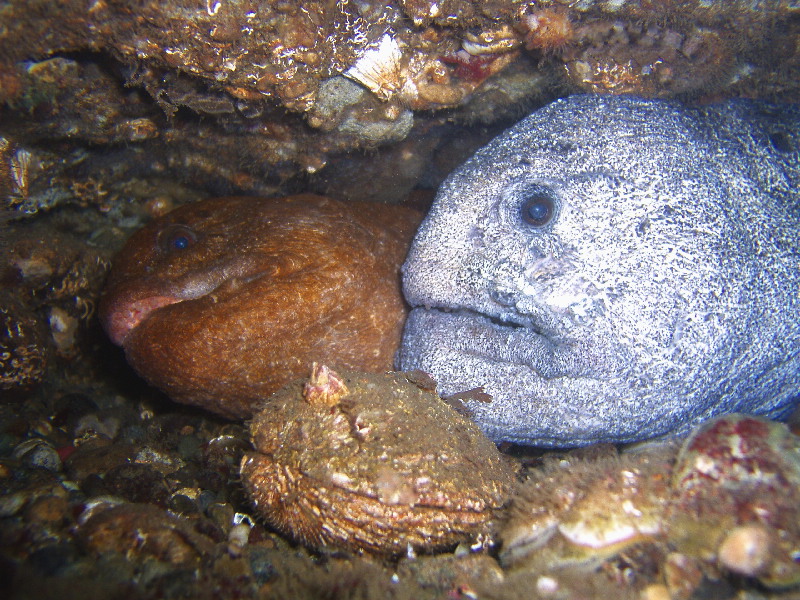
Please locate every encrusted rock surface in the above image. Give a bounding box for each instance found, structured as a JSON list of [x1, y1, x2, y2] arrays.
[[2, 1, 798, 214]]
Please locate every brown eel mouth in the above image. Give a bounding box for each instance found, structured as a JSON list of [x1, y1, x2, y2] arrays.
[[101, 264, 274, 347], [103, 295, 183, 347]]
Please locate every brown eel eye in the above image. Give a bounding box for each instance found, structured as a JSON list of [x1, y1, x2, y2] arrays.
[[158, 224, 198, 253]]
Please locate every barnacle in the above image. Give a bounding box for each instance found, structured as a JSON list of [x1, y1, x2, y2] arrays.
[[562, 22, 734, 97], [518, 8, 574, 52], [344, 34, 405, 102]]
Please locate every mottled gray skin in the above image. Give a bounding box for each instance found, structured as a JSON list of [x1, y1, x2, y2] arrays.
[[399, 94, 800, 447]]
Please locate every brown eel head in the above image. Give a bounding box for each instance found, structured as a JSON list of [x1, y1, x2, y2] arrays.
[[99, 195, 421, 419]]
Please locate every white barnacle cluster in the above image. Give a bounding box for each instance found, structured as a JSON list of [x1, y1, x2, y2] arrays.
[[343, 33, 405, 101]]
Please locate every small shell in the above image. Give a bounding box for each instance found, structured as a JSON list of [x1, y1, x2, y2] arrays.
[[461, 25, 521, 55], [556, 465, 663, 549]]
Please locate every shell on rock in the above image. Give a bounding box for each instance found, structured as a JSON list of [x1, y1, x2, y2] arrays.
[[240, 365, 516, 556], [500, 446, 673, 571], [461, 25, 521, 55]]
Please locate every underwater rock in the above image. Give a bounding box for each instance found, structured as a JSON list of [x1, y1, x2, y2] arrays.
[[0, 290, 48, 390], [99, 195, 421, 419], [76, 503, 217, 566], [1, 219, 112, 390], [667, 413, 800, 588], [400, 94, 800, 446], [3, 0, 796, 117], [500, 446, 673, 571], [499, 414, 800, 592], [1, 0, 798, 205], [240, 365, 516, 555]]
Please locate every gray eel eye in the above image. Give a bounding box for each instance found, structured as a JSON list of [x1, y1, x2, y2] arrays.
[[520, 187, 558, 227], [768, 131, 793, 153]]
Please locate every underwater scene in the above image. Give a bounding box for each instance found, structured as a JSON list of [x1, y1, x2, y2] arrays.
[[1, 1, 799, 598]]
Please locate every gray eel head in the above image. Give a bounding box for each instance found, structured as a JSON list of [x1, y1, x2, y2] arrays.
[[399, 94, 800, 447]]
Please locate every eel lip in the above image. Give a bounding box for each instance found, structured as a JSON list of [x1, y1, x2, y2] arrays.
[[100, 265, 268, 347], [102, 295, 182, 347], [402, 307, 569, 377], [427, 306, 559, 340]]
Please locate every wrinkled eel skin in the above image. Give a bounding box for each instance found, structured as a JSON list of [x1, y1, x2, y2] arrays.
[[399, 94, 800, 447], [100, 195, 421, 419]]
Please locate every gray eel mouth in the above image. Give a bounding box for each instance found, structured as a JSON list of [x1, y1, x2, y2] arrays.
[[404, 306, 570, 377], [426, 303, 560, 339], [472, 309, 546, 335]]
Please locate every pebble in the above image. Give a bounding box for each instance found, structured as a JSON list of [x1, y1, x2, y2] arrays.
[[77, 503, 218, 565], [102, 463, 170, 506], [717, 524, 773, 577], [24, 494, 69, 525], [13, 438, 62, 471]]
